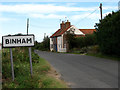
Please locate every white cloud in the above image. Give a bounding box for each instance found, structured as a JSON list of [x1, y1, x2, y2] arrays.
[[0, 0, 119, 2], [71, 13, 100, 21], [103, 6, 118, 10], [0, 4, 117, 20], [0, 17, 13, 21], [66, 3, 77, 6], [0, 4, 98, 14], [30, 14, 66, 19]]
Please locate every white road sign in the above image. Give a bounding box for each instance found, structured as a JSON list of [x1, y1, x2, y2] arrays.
[[2, 34, 35, 48]]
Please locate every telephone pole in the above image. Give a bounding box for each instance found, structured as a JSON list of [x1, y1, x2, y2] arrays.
[[100, 3, 102, 20], [44, 33, 46, 39], [27, 18, 29, 35], [26, 18, 33, 77]]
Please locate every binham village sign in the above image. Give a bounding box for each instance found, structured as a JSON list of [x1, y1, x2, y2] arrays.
[[2, 34, 35, 81], [2, 34, 34, 48]]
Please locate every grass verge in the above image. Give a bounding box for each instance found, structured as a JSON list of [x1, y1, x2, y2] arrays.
[[86, 53, 120, 61], [2, 47, 67, 88]]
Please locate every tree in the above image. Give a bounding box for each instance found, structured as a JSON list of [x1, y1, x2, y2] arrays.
[[84, 34, 97, 47], [95, 11, 120, 56], [65, 29, 76, 50], [34, 36, 50, 51], [42, 36, 50, 50], [65, 29, 97, 50]]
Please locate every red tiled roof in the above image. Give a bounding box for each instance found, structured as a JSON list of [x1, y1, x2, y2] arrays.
[[57, 26, 72, 36], [79, 29, 96, 35], [50, 26, 72, 38], [50, 29, 61, 38], [50, 27, 96, 38]]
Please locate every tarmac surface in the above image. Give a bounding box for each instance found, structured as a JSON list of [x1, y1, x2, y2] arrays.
[[35, 50, 118, 88]]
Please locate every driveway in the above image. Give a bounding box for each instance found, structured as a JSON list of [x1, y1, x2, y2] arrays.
[[35, 50, 118, 88]]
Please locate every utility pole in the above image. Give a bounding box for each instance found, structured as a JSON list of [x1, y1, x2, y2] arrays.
[[26, 18, 33, 77], [65, 17, 67, 22], [60, 19, 61, 23], [100, 3, 102, 20], [44, 33, 46, 40], [27, 18, 29, 35]]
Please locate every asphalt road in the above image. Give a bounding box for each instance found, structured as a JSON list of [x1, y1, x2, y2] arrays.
[[35, 50, 118, 88]]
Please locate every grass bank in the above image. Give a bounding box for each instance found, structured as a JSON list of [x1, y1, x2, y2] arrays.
[[65, 45, 120, 61], [2, 47, 67, 88], [86, 53, 120, 61]]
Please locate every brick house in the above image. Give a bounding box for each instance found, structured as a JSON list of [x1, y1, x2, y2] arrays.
[[50, 20, 96, 52]]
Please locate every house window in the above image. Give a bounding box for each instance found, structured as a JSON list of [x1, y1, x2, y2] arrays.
[[51, 44, 53, 48], [64, 44, 66, 48], [52, 38, 53, 41]]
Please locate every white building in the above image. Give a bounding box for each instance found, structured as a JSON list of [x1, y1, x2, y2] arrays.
[[50, 20, 96, 52]]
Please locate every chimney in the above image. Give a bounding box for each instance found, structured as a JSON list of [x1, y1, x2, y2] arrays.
[[60, 21, 65, 31], [65, 20, 71, 29]]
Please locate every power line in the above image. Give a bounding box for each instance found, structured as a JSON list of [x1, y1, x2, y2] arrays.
[[75, 8, 99, 25], [30, 7, 99, 28], [30, 24, 41, 28]]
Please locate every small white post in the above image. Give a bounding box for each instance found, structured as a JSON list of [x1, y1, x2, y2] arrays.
[[10, 48, 14, 81]]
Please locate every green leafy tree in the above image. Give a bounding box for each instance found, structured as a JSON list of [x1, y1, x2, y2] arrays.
[[66, 29, 96, 50], [95, 11, 120, 56], [34, 36, 50, 51], [65, 29, 76, 50], [43, 36, 50, 50], [84, 34, 97, 47]]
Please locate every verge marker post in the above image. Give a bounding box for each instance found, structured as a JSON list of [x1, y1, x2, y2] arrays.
[[10, 48, 14, 81]]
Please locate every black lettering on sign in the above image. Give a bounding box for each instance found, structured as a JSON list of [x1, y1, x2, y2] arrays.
[[12, 39, 16, 44], [17, 39, 21, 43], [27, 38, 32, 43], [6, 39, 9, 44], [22, 38, 26, 43]]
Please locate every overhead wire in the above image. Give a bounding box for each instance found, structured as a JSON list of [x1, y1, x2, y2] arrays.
[[30, 24, 41, 28], [75, 7, 99, 26], [30, 7, 99, 28]]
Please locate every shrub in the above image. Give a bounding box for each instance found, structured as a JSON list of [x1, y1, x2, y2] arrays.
[[95, 11, 120, 56], [34, 36, 50, 51], [73, 33, 97, 49]]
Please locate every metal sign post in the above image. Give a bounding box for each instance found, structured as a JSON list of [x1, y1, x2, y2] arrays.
[[29, 47, 33, 77], [10, 48, 15, 81]]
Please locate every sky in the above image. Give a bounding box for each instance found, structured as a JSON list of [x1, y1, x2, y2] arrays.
[[0, 0, 119, 43]]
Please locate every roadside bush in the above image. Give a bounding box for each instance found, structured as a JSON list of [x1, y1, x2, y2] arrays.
[[65, 32, 76, 50], [2, 47, 67, 88], [84, 34, 97, 47], [75, 37, 85, 48], [87, 45, 99, 54], [95, 11, 120, 56], [66, 32, 97, 51], [74, 33, 97, 49], [34, 36, 50, 51], [79, 47, 88, 54]]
